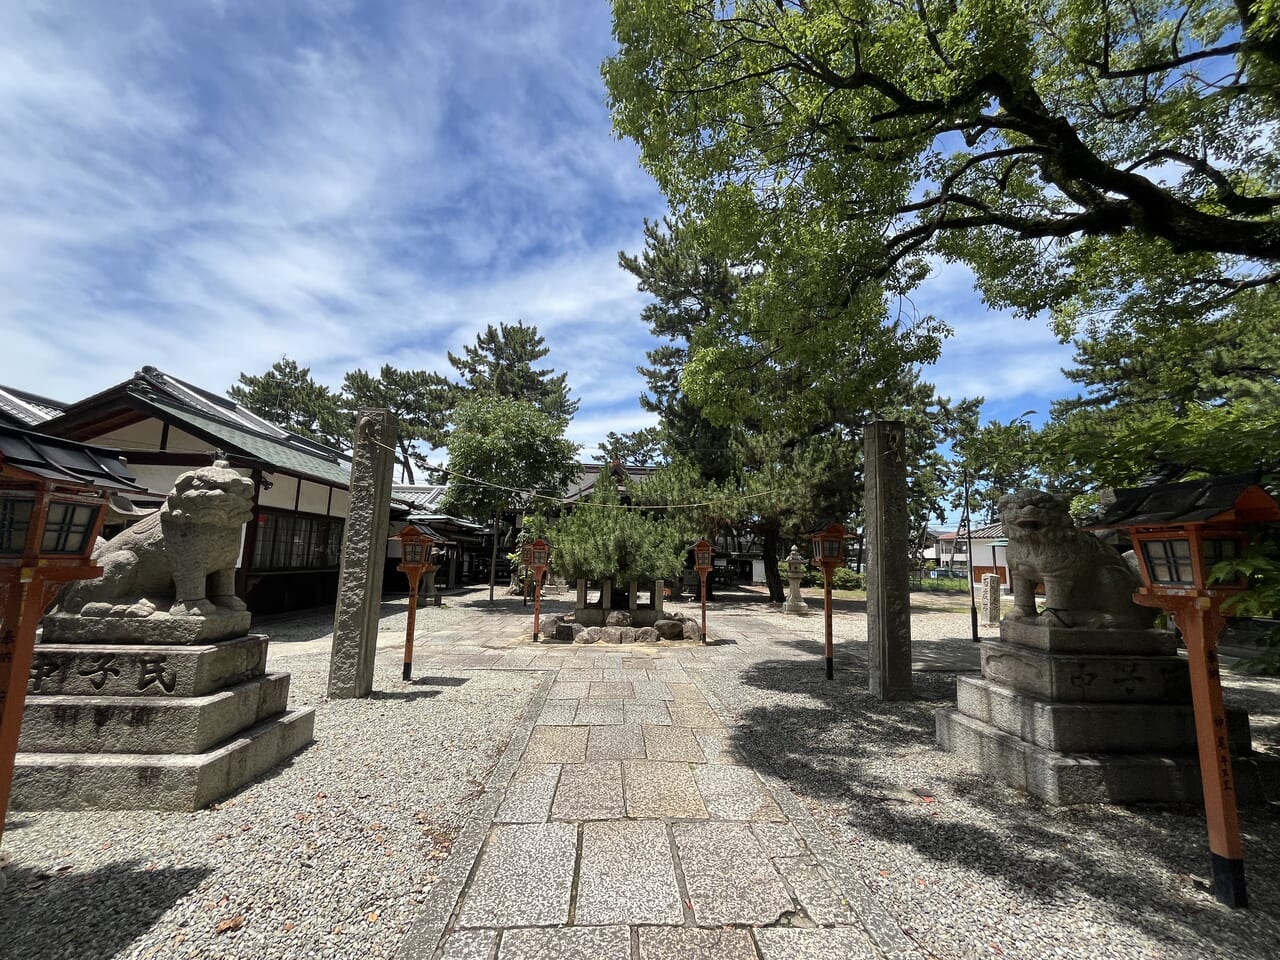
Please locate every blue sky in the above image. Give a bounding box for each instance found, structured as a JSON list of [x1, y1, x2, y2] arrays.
[[1, 1, 1076, 459]]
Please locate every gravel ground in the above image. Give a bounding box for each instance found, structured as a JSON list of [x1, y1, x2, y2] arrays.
[[1, 628, 541, 960], [693, 595, 1280, 960]]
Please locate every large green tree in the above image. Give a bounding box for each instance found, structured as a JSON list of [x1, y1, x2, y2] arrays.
[[606, 1, 1280, 342], [228, 357, 347, 449], [341, 366, 451, 485], [441, 396, 580, 602], [446, 320, 579, 423]]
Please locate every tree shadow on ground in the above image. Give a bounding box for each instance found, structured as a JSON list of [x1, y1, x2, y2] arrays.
[[0, 859, 211, 960], [721, 658, 1280, 956]]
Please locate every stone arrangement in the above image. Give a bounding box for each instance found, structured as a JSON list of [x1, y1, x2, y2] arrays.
[[14, 461, 314, 812], [936, 488, 1270, 804], [542, 608, 707, 645]]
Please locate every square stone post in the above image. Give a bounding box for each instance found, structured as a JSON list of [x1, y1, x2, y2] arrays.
[[628, 581, 638, 611], [328, 409, 397, 699], [653, 580, 664, 618], [576, 579, 588, 610], [602, 579, 612, 612], [865, 420, 913, 700]]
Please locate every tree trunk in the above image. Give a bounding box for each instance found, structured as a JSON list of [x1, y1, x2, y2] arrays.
[[762, 524, 785, 602], [488, 511, 499, 605]]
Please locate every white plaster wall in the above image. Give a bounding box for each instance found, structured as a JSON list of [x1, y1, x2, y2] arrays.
[[92, 419, 164, 450], [258, 473, 298, 510], [329, 487, 350, 519], [298, 479, 330, 515], [125, 464, 183, 496], [163, 427, 217, 455]]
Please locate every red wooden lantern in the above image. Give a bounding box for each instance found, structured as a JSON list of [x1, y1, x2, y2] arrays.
[[529, 539, 551, 639], [808, 520, 848, 680], [392, 523, 434, 681], [692, 539, 713, 638]]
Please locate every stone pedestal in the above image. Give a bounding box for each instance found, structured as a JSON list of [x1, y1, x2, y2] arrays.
[[14, 631, 314, 811], [936, 621, 1277, 804], [784, 573, 808, 615]]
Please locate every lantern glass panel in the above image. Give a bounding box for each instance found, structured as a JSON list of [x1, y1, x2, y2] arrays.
[[532, 546, 549, 567], [403, 541, 424, 565], [1142, 538, 1196, 586], [1202, 537, 1245, 585], [41, 501, 99, 555], [822, 537, 843, 561], [0, 496, 34, 554]]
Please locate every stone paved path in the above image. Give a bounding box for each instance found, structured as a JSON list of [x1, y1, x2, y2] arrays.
[[396, 603, 923, 960]]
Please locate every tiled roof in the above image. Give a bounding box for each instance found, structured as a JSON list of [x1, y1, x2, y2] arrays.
[[0, 423, 150, 495], [938, 522, 1004, 540], [0, 385, 67, 427]]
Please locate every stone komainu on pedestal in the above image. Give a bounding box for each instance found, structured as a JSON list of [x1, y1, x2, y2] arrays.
[[14, 461, 315, 812], [936, 488, 1276, 804]]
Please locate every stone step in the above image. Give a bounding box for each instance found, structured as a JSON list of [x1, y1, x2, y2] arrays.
[[27, 635, 268, 698], [19, 673, 292, 755], [955, 676, 1252, 754], [11, 708, 315, 812], [980, 639, 1192, 704], [935, 707, 1279, 805]]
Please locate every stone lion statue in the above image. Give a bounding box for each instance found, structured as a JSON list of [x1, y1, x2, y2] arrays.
[[1000, 488, 1156, 630], [56, 460, 254, 618]]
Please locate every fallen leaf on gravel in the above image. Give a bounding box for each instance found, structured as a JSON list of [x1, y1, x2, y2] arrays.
[[367, 911, 379, 923], [333, 924, 344, 934], [283, 922, 296, 932], [215, 915, 245, 935]]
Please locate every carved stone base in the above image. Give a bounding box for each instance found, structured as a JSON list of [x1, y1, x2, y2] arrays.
[[19, 632, 313, 810], [935, 708, 1278, 805], [11, 709, 315, 812], [41, 609, 252, 645], [937, 620, 1272, 805]]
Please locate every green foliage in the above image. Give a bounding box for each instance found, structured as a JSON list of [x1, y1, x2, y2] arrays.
[[440, 396, 580, 523], [1212, 532, 1280, 675], [830, 567, 864, 591], [447, 320, 578, 423], [606, 1, 1280, 342], [550, 479, 687, 584], [342, 365, 451, 484], [228, 357, 348, 449]]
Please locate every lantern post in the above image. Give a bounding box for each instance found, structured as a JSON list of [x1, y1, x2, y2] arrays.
[[1091, 474, 1280, 909], [810, 521, 848, 680], [693, 540, 713, 638], [1, 427, 143, 844], [529, 539, 550, 640], [392, 524, 433, 682]]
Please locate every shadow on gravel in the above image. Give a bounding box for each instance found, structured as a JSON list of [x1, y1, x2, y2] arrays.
[[726, 659, 1280, 956], [0, 859, 211, 960], [369, 688, 443, 701]]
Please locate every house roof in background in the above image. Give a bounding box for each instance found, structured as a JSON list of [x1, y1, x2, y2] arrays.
[[564, 460, 657, 502], [0, 385, 68, 428], [938, 522, 1005, 541], [37, 365, 353, 488]]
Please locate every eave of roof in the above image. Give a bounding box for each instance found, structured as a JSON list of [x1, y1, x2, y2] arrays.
[[0, 424, 152, 496]]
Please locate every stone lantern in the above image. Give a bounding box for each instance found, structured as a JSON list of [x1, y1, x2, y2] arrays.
[[784, 544, 808, 615]]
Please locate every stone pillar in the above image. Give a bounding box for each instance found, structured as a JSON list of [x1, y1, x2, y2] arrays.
[[865, 420, 912, 700], [602, 580, 612, 612], [629, 581, 638, 611], [980, 573, 1001, 625], [328, 409, 397, 699], [653, 580, 664, 619], [576, 579, 588, 610]]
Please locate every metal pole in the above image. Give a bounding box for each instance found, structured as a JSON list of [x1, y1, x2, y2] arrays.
[[403, 574, 418, 681], [824, 562, 834, 680]]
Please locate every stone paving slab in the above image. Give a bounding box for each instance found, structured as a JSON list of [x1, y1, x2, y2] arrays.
[[668, 702, 722, 727], [693, 727, 744, 764], [575, 820, 684, 925], [525, 726, 588, 763], [457, 822, 578, 927], [673, 821, 792, 925], [537, 700, 578, 725], [623, 760, 708, 819], [752, 822, 807, 857], [666, 682, 706, 702], [552, 760, 625, 820], [589, 681, 634, 699], [693, 763, 785, 822], [643, 724, 707, 762], [548, 680, 590, 699], [586, 723, 646, 760], [630, 679, 674, 700], [637, 926, 758, 960], [602, 668, 650, 682], [494, 763, 560, 824], [752, 927, 881, 960], [774, 855, 855, 924], [437, 928, 498, 960], [624, 701, 672, 725], [497, 925, 631, 960], [573, 700, 625, 725]]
